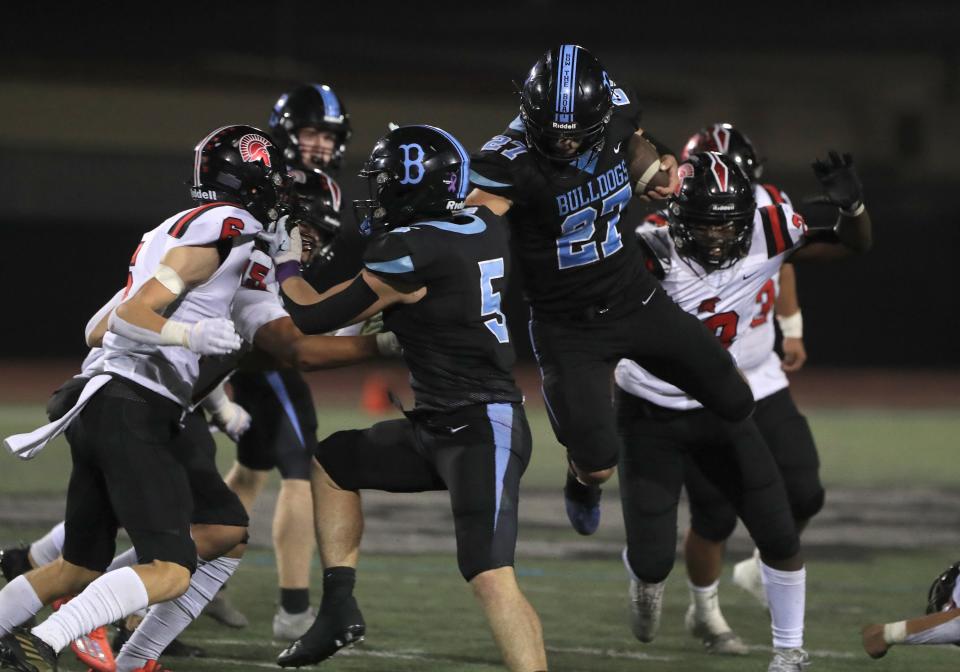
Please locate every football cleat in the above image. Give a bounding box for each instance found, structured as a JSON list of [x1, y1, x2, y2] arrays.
[[684, 604, 748, 655], [563, 470, 602, 536], [732, 550, 768, 606], [0, 547, 32, 584], [272, 606, 317, 643], [767, 647, 811, 671], [70, 626, 115, 672], [623, 549, 665, 643], [201, 588, 248, 629], [276, 597, 365, 668], [0, 626, 58, 672]]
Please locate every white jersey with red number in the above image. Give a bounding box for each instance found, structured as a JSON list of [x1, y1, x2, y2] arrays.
[[615, 201, 807, 409], [102, 202, 268, 406]]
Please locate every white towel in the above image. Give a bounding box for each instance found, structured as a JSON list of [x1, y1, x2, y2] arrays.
[[4, 374, 112, 460]]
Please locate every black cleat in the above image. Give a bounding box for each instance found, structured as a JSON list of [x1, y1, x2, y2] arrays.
[[276, 597, 365, 668], [0, 547, 32, 584], [563, 470, 602, 536], [0, 626, 58, 672]]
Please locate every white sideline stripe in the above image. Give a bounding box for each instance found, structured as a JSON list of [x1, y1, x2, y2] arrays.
[[546, 644, 674, 661], [742, 644, 858, 659]]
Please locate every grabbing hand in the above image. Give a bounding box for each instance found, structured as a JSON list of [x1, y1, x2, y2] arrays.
[[781, 337, 807, 372], [210, 399, 252, 442], [258, 218, 303, 266], [186, 318, 243, 356], [809, 151, 863, 213]]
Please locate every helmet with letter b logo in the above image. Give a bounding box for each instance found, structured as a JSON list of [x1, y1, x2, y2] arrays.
[[353, 125, 470, 234]]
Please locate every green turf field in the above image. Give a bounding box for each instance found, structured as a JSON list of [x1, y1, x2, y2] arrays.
[[1, 404, 959, 671]]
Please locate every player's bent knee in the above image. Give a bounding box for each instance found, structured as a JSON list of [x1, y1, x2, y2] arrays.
[[791, 486, 825, 524], [315, 430, 363, 490], [573, 464, 615, 485], [626, 546, 673, 584], [690, 510, 738, 543], [191, 524, 248, 561], [755, 530, 801, 566]]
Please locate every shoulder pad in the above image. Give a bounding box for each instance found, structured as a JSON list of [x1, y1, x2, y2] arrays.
[[757, 203, 805, 258], [760, 183, 792, 206], [167, 203, 257, 245]]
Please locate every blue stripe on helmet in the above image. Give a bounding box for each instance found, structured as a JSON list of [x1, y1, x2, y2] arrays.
[[312, 84, 341, 119], [569, 45, 578, 117], [417, 124, 470, 200], [555, 44, 577, 124]]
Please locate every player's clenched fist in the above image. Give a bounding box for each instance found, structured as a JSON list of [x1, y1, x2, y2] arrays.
[[179, 318, 243, 355]]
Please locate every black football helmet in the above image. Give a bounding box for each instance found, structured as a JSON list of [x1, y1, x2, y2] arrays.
[[353, 124, 470, 234], [520, 44, 613, 161], [191, 125, 289, 226], [269, 84, 351, 170], [288, 168, 341, 267], [668, 152, 756, 270], [682, 123, 763, 183], [926, 560, 960, 614]]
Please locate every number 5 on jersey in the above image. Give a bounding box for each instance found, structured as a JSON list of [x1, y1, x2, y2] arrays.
[[479, 258, 510, 343]]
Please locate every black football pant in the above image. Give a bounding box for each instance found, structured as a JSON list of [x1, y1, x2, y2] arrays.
[[617, 389, 799, 584], [529, 280, 754, 472], [686, 387, 824, 542], [316, 403, 531, 581]]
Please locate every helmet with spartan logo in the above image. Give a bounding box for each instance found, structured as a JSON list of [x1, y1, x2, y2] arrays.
[[353, 125, 471, 235]]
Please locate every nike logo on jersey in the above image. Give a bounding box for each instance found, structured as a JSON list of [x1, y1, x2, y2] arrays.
[[641, 288, 657, 305], [449, 424, 469, 434], [743, 271, 761, 280], [613, 142, 622, 153]]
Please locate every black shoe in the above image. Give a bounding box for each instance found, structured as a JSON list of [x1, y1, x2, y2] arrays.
[[276, 597, 365, 668], [0, 547, 32, 584], [0, 626, 58, 672], [162, 638, 206, 658], [563, 470, 602, 536]]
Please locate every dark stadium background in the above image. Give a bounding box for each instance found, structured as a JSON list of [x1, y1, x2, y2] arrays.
[[2, 2, 957, 368]]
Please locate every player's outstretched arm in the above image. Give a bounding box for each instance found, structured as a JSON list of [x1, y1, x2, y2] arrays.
[[109, 245, 242, 355], [792, 151, 872, 261], [250, 316, 396, 371], [862, 607, 960, 658], [775, 264, 807, 372]]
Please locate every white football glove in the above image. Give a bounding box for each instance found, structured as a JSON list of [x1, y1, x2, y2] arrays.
[[184, 318, 243, 356], [375, 331, 402, 357], [202, 382, 251, 443], [258, 218, 302, 266]]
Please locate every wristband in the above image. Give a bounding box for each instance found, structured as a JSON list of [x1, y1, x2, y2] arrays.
[[275, 260, 301, 284], [883, 621, 907, 644], [841, 202, 865, 217], [159, 320, 190, 347], [776, 311, 803, 339]]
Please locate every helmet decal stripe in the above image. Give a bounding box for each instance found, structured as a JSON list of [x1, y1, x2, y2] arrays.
[[193, 125, 234, 187], [313, 84, 341, 120], [555, 44, 577, 124], [419, 124, 471, 200], [708, 152, 728, 192], [711, 125, 731, 153]]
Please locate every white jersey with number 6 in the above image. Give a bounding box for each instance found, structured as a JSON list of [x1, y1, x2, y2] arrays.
[[102, 202, 267, 406], [615, 202, 806, 410]]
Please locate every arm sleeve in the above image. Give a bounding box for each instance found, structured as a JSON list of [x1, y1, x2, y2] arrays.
[[281, 274, 379, 335]]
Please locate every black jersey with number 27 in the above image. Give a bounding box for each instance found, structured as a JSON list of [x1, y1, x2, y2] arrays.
[[362, 206, 522, 412], [470, 86, 648, 318]]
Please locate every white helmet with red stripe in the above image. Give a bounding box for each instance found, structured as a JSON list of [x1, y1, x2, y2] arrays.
[[668, 151, 756, 270]]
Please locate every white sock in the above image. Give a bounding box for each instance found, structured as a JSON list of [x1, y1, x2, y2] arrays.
[[29, 522, 66, 566], [904, 615, 960, 645], [106, 548, 140, 572], [32, 567, 148, 653], [116, 557, 241, 671], [689, 580, 732, 633], [0, 576, 44, 636], [760, 561, 806, 649]]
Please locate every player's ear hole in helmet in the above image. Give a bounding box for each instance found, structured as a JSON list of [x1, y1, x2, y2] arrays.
[[352, 125, 470, 235], [190, 124, 291, 227], [668, 152, 757, 271], [287, 168, 342, 268], [269, 84, 352, 171], [520, 44, 613, 162], [682, 122, 764, 183]]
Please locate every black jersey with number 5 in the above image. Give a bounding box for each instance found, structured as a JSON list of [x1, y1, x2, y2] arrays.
[[362, 206, 522, 412], [470, 86, 651, 319]]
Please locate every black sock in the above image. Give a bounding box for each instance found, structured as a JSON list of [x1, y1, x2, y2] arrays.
[[321, 567, 356, 610], [280, 588, 310, 615]]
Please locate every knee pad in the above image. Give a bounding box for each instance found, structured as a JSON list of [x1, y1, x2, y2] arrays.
[[791, 485, 825, 524], [625, 544, 674, 585], [315, 430, 364, 490], [754, 527, 800, 564], [690, 500, 738, 543], [127, 529, 198, 575]]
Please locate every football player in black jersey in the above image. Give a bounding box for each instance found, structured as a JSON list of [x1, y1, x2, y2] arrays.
[[266, 125, 547, 671], [217, 83, 353, 640], [467, 45, 755, 535]]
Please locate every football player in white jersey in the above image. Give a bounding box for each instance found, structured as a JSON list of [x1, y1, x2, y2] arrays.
[[862, 560, 960, 658], [0, 124, 388, 672], [614, 151, 871, 672], [675, 124, 819, 648]]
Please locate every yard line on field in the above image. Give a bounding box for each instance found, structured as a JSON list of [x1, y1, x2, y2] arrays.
[[742, 644, 857, 659], [546, 645, 674, 661]]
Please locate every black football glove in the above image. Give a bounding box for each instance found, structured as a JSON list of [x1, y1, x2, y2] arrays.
[[807, 151, 863, 213]]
